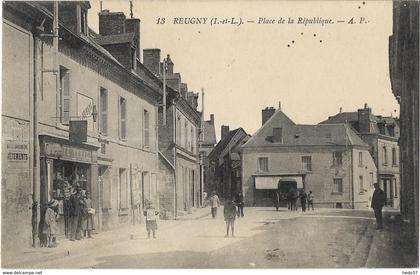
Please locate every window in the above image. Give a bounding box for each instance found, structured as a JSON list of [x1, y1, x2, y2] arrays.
[[359, 152, 363, 167], [393, 178, 398, 198], [184, 121, 188, 149], [273, 128, 283, 143], [333, 152, 342, 166], [333, 178, 343, 193], [99, 88, 108, 135], [359, 176, 364, 193], [131, 48, 136, 71], [382, 146, 388, 166], [392, 148, 397, 166], [118, 97, 127, 140], [78, 5, 88, 35], [370, 172, 374, 187], [258, 157, 269, 172], [388, 126, 395, 137], [59, 66, 70, 125], [302, 156, 312, 171], [190, 126, 194, 152], [143, 109, 150, 147], [119, 168, 128, 209]]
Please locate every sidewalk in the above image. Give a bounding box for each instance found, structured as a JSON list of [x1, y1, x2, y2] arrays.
[[2, 207, 210, 268]]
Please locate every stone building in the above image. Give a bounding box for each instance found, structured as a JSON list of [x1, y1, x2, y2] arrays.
[[199, 114, 217, 195], [2, 2, 162, 254], [320, 104, 401, 209], [241, 107, 377, 208], [389, 0, 419, 255], [143, 49, 202, 218], [208, 126, 250, 200]]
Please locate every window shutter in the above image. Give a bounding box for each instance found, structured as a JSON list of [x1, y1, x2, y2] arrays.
[[101, 168, 112, 209], [121, 99, 127, 140], [61, 71, 70, 125], [100, 89, 108, 135], [144, 110, 149, 147]]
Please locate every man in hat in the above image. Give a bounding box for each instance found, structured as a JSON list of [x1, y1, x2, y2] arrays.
[[69, 186, 85, 241], [371, 183, 386, 230], [209, 191, 220, 219]]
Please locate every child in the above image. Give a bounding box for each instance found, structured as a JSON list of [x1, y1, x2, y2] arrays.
[[223, 200, 237, 238], [83, 191, 95, 238], [144, 200, 159, 239], [43, 199, 60, 248]]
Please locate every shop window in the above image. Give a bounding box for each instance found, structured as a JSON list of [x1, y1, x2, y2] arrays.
[[59, 66, 70, 125], [258, 157, 268, 172], [119, 168, 128, 209], [143, 109, 150, 147], [333, 178, 343, 193], [333, 152, 343, 166], [99, 87, 108, 135], [302, 156, 312, 171], [119, 97, 127, 140]]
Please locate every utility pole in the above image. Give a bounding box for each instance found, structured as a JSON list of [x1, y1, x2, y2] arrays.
[[162, 57, 167, 126]]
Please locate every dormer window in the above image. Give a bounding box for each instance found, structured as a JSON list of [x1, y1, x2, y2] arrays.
[[77, 5, 88, 36], [131, 47, 137, 71]]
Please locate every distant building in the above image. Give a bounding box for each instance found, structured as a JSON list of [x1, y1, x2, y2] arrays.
[[241, 107, 377, 208], [208, 127, 250, 199], [320, 104, 401, 209], [199, 114, 217, 196], [389, 0, 419, 253]]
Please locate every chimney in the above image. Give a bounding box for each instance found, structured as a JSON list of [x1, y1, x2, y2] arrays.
[[278, 101, 282, 111], [221, 125, 230, 140], [166, 54, 174, 75], [99, 10, 126, 35], [358, 103, 373, 133], [125, 18, 140, 59], [143, 49, 161, 76], [339, 107, 343, 113], [210, 114, 214, 125], [180, 83, 188, 99], [262, 107, 276, 126]]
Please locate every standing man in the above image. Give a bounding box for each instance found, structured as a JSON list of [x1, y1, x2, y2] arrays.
[[307, 191, 314, 211], [287, 189, 294, 211], [235, 192, 245, 218], [274, 191, 280, 211], [209, 191, 220, 218], [224, 199, 237, 237], [371, 183, 386, 230], [299, 189, 307, 212], [69, 185, 85, 241]]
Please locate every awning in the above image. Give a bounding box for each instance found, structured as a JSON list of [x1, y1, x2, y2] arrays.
[[254, 176, 303, 189]]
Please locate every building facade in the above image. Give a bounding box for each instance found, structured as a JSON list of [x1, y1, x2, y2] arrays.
[[2, 2, 162, 254], [208, 126, 249, 199], [320, 104, 401, 209], [199, 114, 217, 197], [389, 0, 419, 254], [241, 107, 377, 209]]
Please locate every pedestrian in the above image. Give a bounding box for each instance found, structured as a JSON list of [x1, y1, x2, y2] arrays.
[[235, 192, 245, 217], [82, 191, 95, 239], [144, 200, 159, 238], [293, 188, 299, 211], [307, 191, 314, 210], [299, 189, 307, 212], [69, 185, 85, 241], [203, 191, 208, 207], [42, 199, 60, 248], [371, 183, 386, 230], [209, 191, 220, 218], [287, 189, 294, 211], [274, 191, 280, 211], [223, 199, 237, 237]]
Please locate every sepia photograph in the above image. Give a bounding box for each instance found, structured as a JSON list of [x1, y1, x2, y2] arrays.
[[1, 0, 419, 271]]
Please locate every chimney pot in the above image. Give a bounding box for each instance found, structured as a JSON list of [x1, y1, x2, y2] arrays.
[[278, 101, 282, 111], [262, 107, 276, 126], [364, 103, 368, 109], [210, 114, 215, 125], [221, 125, 230, 140], [339, 107, 342, 113]]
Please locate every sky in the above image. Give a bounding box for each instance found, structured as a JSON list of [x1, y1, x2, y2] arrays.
[[87, 0, 399, 141]]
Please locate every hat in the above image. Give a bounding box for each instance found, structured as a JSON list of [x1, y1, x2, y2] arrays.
[[48, 199, 59, 208]]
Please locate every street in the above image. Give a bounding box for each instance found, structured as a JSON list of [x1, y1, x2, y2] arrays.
[[6, 207, 403, 269]]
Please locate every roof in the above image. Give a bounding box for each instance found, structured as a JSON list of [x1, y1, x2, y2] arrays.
[[319, 111, 378, 124], [209, 128, 248, 160], [243, 109, 368, 148], [94, 33, 136, 46], [202, 120, 217, 146]]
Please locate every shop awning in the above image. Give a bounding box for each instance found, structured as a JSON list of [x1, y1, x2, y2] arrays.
[[254, 176, 303, 189]]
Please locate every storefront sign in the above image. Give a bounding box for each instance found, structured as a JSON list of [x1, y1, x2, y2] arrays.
[[2, 118, 30, 166], [44, 142, 96, 163]]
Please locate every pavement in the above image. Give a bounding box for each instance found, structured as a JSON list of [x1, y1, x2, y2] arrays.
[[2, 206, 418, 269]]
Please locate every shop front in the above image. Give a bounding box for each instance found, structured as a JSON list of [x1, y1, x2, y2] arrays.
[[39, 135, 99, 239]]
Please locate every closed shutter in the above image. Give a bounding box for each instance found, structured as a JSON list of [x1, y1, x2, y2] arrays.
[[61, 68, 70, 125], [100, 89, 108, 135], [143, 110, 150, 147], [119, 97, 127, 140], [101, 167, 112, 209]]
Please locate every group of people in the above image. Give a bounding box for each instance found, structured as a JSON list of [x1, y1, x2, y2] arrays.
[[284, 188, 314, 212], [39, 185, 95, 247], [206, 191, 245, 238]]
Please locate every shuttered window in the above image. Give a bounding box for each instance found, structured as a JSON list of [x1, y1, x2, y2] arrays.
[[119, 97, 127, 140], [99, 88, 108, 135], [143, 109, 150, 147], [60, 66, 70, 125]]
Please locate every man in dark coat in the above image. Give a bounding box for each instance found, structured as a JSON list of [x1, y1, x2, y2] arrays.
[[287, 189, 294, 211], [299, 189, 307, 212], [371, 183, 386, 230], [235, 192, 245, 218], [69, 186, 85, 241]]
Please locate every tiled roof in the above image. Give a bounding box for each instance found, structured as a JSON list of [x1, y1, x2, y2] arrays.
[[209, 128, 249, 160], [94, 33, 136, 46], [243, 110, 368, 148]]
